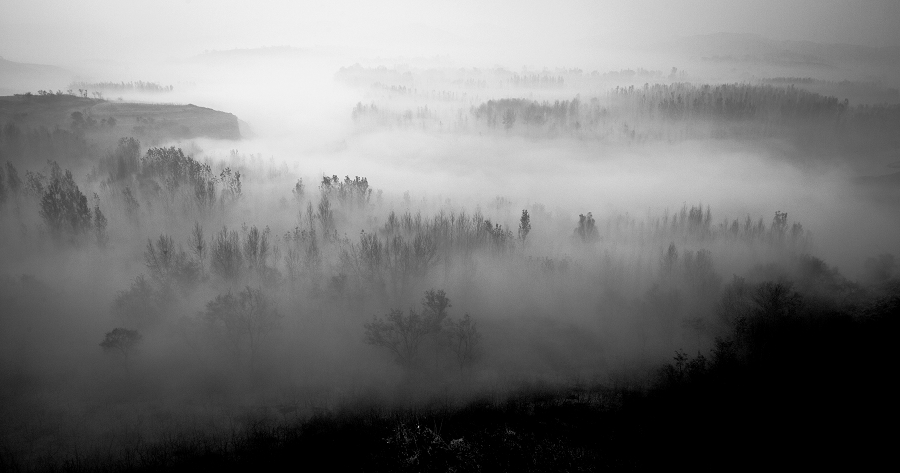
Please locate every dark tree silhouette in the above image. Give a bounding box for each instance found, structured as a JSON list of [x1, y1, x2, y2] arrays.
[[100, 328, 142, 361], [39, 162, 92, 238]]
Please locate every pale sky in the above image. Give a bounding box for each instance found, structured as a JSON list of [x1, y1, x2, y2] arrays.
[[2, 0, 899, 67]]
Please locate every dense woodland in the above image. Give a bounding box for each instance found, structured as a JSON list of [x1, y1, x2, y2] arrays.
[[349, 79, 900, 167]]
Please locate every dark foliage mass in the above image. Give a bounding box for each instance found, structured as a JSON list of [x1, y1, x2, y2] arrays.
[[469, 84, 900, 149], [8, 292, 892, 471], [39, 162, 93, 237]]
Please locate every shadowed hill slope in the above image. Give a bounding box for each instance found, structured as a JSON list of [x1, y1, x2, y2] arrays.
[[0, 94, 241, 141]]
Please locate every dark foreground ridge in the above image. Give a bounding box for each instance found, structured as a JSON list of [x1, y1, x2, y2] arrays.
[[5, 289, 894, 472]]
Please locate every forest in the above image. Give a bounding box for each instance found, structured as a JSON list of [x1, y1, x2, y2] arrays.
[[1, 17, 899, 471]]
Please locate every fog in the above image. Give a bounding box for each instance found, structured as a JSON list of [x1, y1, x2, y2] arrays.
[[1, 1, 899, 470]]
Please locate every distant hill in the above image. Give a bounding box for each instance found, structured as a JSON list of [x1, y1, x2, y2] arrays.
[[0, 94, 241, 141], [656, 33, 900, 75], [0, 57, 76, 95]]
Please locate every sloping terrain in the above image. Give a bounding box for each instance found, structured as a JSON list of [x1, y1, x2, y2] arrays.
[[91, 101, 242, 140], [0, 94, 241, 141], [0, 57, 76, 96]]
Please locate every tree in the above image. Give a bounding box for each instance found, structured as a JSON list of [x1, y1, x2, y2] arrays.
[[93, 193, 108, 247], [71, 111, 85, 129], [661, 243, 678, 274], [122, 186, 140, 220], [364, 308, 433, 371], [317, 193, 334, 236], [574, 212, 596, 241], [211, 227, 244, 283], [203, 286, 281, 368], [364, 289, 450, 371], [190, 221, 206, 277], [144, 234, 199, 289], [717, 276, 753, 328], [112, 275, 165, 329], [219, 167, 242, 203], [518, 209, 531, 243], [421, 288, 451, 331], [364, 289, 477, 375], [40, 162, 92, 239], [5, 162, 22, 194], [100, 328, 142, 362], [752, 281, 800, 322], [502, 108, 516, 130], [107, 137, 141, 182], [770, 211, 788, 243], [448, 313, 481, 373], [292, 179, 304, 202], [243, 225, 271, 272]]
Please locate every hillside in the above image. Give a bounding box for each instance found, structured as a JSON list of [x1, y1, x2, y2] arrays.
[[0, 94, 241, 141], [0, 57, 76, 96]]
